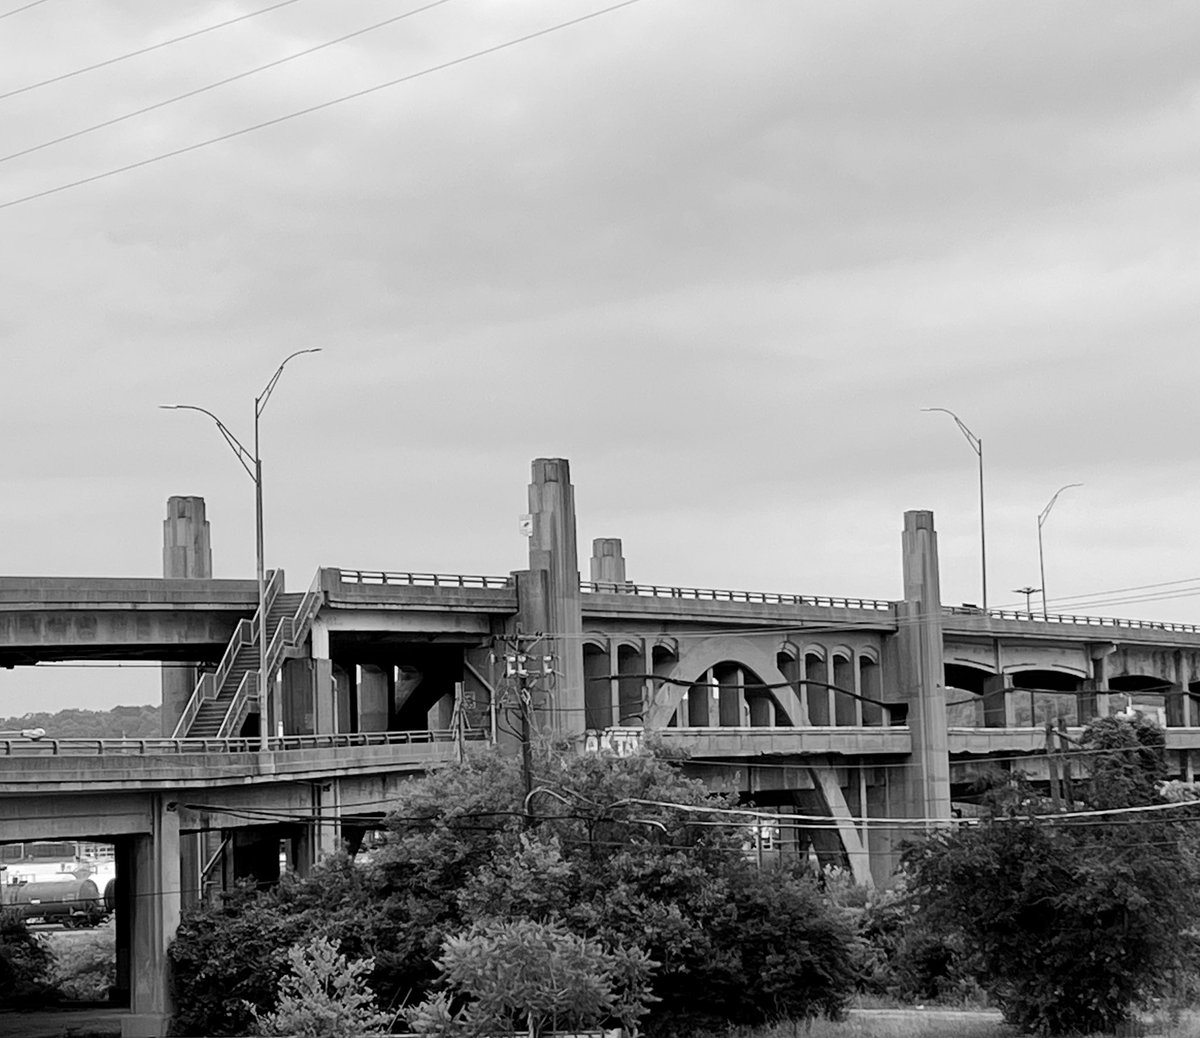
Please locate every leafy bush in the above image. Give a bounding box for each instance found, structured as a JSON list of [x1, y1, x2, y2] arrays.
[[407, 917, 655, 1037], [51, 919, 115, 1001], [253, 936, 392, 1037], [0, 908, 56, 1006], [903, 716, 1200, 1035], [170, 747, 859, 1036], [169, 857, 376, 1037]]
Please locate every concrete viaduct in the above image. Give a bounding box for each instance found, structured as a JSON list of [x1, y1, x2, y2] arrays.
[[4, 457, 1200, 1034]]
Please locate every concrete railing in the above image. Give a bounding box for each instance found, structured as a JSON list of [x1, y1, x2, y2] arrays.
[[0, 729, 485, 757], [945, 605, 1200, 635], [581, 580, 894, 611], [337, 569, 512, 589]]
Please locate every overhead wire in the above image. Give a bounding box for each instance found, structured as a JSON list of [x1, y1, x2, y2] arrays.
[[0, 0, 309, 101], [0, 0, 646, 212], [0, 0, 457, 168], [0, 0, 50, 20]]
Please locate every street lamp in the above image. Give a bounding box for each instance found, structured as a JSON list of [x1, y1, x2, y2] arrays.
[[1037, 483, 1082, 620], [922, 408, 987, 609], [162, 347, 321, 748], [1012, 586, 1041, 615]]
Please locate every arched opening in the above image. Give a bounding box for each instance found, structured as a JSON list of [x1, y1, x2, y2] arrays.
[[1110, 673, 1173, 728], [832, 654, 856, 726], [1009, 669, 1083, 726], [805, 652, 829, 726], [860, 656, 883, 726], [944, 663, 994, 726], [583, 643, 610, 730], [776, 649, 799, 726], [617, 644, 645, 724]]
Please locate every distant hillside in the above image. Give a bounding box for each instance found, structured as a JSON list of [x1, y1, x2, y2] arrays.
[[0, 704, 160, 739]]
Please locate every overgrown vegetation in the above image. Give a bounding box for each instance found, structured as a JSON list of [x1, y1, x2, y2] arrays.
[[170, 745, 858, 1037], [0, 908, 56, 1006], [897, 714, 1200, 1036]]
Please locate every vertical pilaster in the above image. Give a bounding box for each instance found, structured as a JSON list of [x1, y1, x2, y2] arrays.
[[524, 459, 585, 735], [589, 538, 627, 585], [895, 510, 951, 823], [161, 496, 212, 736]]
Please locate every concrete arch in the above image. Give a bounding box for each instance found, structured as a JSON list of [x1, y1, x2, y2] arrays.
[[858, 646, 880, 665], [648, 635, 804, 728], [801, 642, 828, 661], [612, 637, 644, 653], [777, 640, 800, 661], [582, 634, 609, 652], [651, 636, 678, 656]]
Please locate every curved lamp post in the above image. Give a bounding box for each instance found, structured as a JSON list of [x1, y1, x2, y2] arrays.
[[923, 408, 987, 609], [162, 348, 321, 748], [1037, 483, 1082, 620]]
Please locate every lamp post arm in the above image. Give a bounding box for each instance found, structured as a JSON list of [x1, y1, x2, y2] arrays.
[[922, 407, 981, 457], [160, 405, 256, 481], [1038, 482, 1084, 529], [255, 347, 321, 419]]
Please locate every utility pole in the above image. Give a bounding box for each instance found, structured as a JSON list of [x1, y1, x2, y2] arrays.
[[499, 633, 554, 828]]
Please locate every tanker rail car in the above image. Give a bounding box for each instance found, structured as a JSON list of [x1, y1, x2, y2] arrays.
[[4, 877, 107, 928]]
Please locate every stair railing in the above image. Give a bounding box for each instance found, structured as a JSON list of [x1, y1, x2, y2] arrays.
[[171, 569, 284, 739], [216, 671, 257, 738], [264, 569, 325, 682], [171, 618, 253, 738]]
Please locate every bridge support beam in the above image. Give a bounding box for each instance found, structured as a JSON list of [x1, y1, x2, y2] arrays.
[[881, 510, 951, 876], [518, 458, 585, 736], [120, 796, 181, 1038]]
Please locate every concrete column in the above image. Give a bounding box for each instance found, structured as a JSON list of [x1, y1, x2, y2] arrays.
[[358, 665, 389, 732], [589, 538, 627, 585], [121, 796, 181, 1038], [332, 662, 354, 733], [894, 510, 951, 823], [525, 458, 585, 735], [160, 496, 212, 736]]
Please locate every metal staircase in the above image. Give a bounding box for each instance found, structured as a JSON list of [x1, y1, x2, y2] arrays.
[[172, 571, 321, 739]]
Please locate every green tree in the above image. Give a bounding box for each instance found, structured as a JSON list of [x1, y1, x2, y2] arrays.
[[407, 917, 655, 1037], [904, 715, 1200, 1036], [253, 936, 392, 1038]]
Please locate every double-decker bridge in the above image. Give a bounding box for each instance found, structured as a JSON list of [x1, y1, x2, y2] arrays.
[[4, 458, 1200, 1035]]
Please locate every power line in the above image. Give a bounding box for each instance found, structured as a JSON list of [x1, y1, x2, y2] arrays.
[[0, 0, 50, 20], [0, 0, 646, 212], [0, 0, 457, 168], [0, 0, 308, 102]]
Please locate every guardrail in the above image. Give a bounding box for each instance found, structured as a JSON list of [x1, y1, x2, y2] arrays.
[[944, 605, 1200, 635], [0, 729, 487, 757], [581, 581, 894, 611], [337, 570, 513, 589]]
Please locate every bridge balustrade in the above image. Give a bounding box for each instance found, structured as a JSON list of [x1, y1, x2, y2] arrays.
[[0, 729, 485, 757], [337, 570, 513, 589], [945, 605, 1200, 635], [580, 580, 893, 611]]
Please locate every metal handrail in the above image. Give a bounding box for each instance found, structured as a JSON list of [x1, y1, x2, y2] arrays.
[[581, 580, 894, 611], [944, 605, 1200, 635], [337, 569, 512, 589], [172, 569, 283, 739], [0, 728, 486, 757], [216, 671, 256, 738]]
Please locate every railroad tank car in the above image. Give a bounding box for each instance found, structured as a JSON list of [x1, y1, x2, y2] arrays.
[[9, 877, 105, 927]]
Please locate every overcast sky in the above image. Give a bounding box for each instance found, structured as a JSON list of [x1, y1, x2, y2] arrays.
[[3, 0, 1199, 715]]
